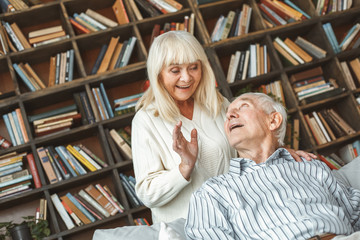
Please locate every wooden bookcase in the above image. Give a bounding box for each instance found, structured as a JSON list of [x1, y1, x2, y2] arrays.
[[0, 0, 360, 239]]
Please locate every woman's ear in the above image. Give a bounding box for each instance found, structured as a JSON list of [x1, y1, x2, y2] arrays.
[[269, 112, 283, 131]]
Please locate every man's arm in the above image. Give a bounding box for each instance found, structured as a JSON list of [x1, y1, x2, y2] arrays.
[[185, 188, 235, 240]]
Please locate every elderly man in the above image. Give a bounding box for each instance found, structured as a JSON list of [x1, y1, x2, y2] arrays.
[[183, 92, 360, 240]]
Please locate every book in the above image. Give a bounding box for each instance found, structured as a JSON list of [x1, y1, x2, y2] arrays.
[[78, 189, 110, 218], [66, 144, 97, 172], [109, 129, 132, 159], [37, 147, 58, 184], [348, 58, 360, 83], [317, 111, 336, 141], [0, 169, 32, 188], [105, 128, 125, 162], [74, 146, 101, 170], [10, 22, 31, 49], [97, 36, 119, 73], [304, 114, 325, 145], [92, 87, 108, 120], [312, 111, 331, 142], [108, 42, 123, 70], [61, 200, 83, 226], [273, 40, 299, 66], [54, 146, 77, 177], [322, 22, 341, 54], [73, 92, 89, 125], [294, 36, 327, 59], [23, 63, 46, 89], [26, 153, 42, 188], [258, 3, 287, 26], [85, 9, 118, 28], [47, 146, 71, 180], [79, 12, 107, 31], [84, 184, 118, 216], [29, 30, 66, 45], [69, 17, 91, 34], [339, 61, 356, 90], [289, 66, 323, 84], [129, 0, 143, 21], [13, 63, 36, 91], [134, 0, 161, 18], [28, 104, 77, 123], [274, 37, 304, 64], [318, 154, 340, 170], [28, 25, 63, 39], [339, 143, 356, 163], [77, 144, 108, 168], [63, 192, 95, 223], [51, 193, 75, 230], [327, 108, 356, 135], [112, 0, 130, 25], [95, 184, 124, 213], [119, 36, 137, 67], [119, 173, 142, 207], [220, 10, 236, 40], [73, 193, 104, 220], [284, 37, 313, 63], [91, 44, 108, 75]]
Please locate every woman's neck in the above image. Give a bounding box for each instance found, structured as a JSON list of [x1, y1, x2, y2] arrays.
[[176, 98, 194, 120]]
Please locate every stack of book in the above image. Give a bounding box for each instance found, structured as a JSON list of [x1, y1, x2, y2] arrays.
[[284, 117, 300, 150], [91, 83, 114, 121], [304, 108, 356, 146], [134, 218, 150, 226], [340, 57, 360, 90], [132, 0, 182, 19], [289, 66, 343, 103], [91, 36, 137, 75], [273, 36, 326, 67], [227, 43, 270, 83], [119, 173, 143, 208], [36, 144, 108, 184], [338, 139, 360, 163], [2, 108, 29, 146], [13, 62, 46, 92], [48, 49, 75, 86], [28, 104, 81, 137], [258, 0, 310, 28], [0, 152, 38, 199], [315, 0, 353, 15], [51, 183, 124, 229], [0, 0, 41, 13], [28, 25, 67, 47], [258, 80, 285, 106], [210, 4, 252, 42], [109, 127, 132, 160], [113, 92, 143, 116]]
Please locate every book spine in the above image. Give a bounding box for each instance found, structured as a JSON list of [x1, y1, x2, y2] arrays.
[[66, 144, 97, 172], [2, 21, 23, 51], [99, 83, 114, 118], [78, 189, 110, 218], [78, 144, 108, 168], [0, 173, 32, 188], [47, 146, 71, 179], [61, 200, 83, 226], [95, 184, 123, 213], [91, 44, 108, 75], [74, 146, 102, 170], [62, 146, 87, 175], [45, 148, 63, 182], [65, 192, 96, 222], [36, 147, 58, 184], [13, 63, 36, 91], [55, 146, 78, 177], [119, 37, 137, 67], [85, 184, 117, 216], [2, 114, 17, 146], [79, 92, 96, 124], [26, 153, 42, 188], [15, 108, 29, 143], [73, 194, 104, 220]]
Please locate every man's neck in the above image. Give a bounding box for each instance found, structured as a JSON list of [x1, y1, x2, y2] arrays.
[[236, 139, 278, 164]]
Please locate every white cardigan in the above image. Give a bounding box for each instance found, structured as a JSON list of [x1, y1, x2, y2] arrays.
[[131, 100, 236, 223]]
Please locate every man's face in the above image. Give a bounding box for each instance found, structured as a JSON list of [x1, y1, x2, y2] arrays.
[[224, 96, 271, 150]]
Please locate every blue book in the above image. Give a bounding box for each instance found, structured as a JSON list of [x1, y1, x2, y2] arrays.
[[55, 146, 77, 177], [339, 23, 359, 48], [13, 63, 36, 92], [91, 88, 105, 120], [0, 161, 23, 172], [323, 23, 340, 54], [284, 0, 311, 19], [3, 21, 23, 51], [114, 40, 128, 69], [95, 87, 109, 119], [66, 192, 96, 222], [11, 111, 24, 144], [114, 92, 144, 105], [114, 101, 137, 112], [0, 174, 32, 188], [2, 114, 16, 146], [91, 44, 108, 75], [211, 15, 224, 42], [0, 165, 22, 177], [28, 104, 77, 123], [99, 83, 114, 118], [0, 0, 14, 13], [68, 49, 75, 81], [353, 140, 360, 157], [62, 146, 87, 175]]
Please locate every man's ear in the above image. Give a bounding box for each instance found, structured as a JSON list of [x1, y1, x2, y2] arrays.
[[269, 112, 282, 131]]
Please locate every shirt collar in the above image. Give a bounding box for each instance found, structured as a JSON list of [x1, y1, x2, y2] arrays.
[[229, 148, 296, 175]]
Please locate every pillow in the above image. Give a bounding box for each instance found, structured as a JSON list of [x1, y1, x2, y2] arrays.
[[92, 218, 186, 240], [332, 156, 360, 190]]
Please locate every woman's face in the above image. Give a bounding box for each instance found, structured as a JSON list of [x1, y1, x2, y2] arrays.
[[159, 60, 202, 104]]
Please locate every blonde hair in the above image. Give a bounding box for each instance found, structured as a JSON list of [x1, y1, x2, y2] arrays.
[[136, 31, 224, 123]]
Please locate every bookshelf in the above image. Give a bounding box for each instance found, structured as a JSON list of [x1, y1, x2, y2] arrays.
[[0, 0, 360, 239]]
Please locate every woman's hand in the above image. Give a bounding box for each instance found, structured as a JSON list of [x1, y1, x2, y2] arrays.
[[173, 121, 198, 181], [286, 148, 317, 162]]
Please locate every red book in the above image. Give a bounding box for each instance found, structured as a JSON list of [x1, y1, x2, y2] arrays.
[[69, 18, 91, 34], [317, 154, 339, 170], [26, 153, 42, 188]]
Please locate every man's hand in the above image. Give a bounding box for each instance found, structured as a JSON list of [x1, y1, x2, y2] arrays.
[[286, 148, 317, 162], [173, 121, 198, 181]]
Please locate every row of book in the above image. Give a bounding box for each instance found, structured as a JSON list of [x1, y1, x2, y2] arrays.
[[150, 13, 196, 45], [273, 36, 326, 66], [284, 117, 300, 150], [340, 57, 360, 91], [119, 173, 143, 208], [91, 36, 137, 75], [337, 139, 360, 164], [288, 66, 343, 104], [0, 152, 41, 199], [36, 144, 108, 184], [317, 153, 346, 170], [113, 92, 143, 116], [304, 108, 356, 146], [2, 108, 29, 147], [258, 0, 310, 28], [51, 183, 125, 229], [69, 5, 125, 35], [131, 0, 182, 19], [258, 80, 286, 106], [315, 0, 353, 15], [0, 0, 39, 13], [226, 43, 270, 83], [323, 22, 360, 54], [210, 4, 252, 42]]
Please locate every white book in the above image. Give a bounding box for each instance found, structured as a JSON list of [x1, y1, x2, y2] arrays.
[[275, 37, 304, 64], [85, 9, 118, 28], [51, 193, 75, 230], [120, 37, 137, 67], [211, 15, 224, 42], [189, 13, 195, 35], [78, 189, 110, 218], [249, 44, 257, 78], [75, 146, 102, 170], [80, 12, 107, 30], [241, 50, 250, 80], [7, 113, 21, 145], [110, 129, 132, 159], [226, 54, 236, 83], [229, 51, 241, 83], [340, 23, 360, 51]]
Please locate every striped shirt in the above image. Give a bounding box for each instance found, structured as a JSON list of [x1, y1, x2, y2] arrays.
[[185, 148, 360, 240]]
